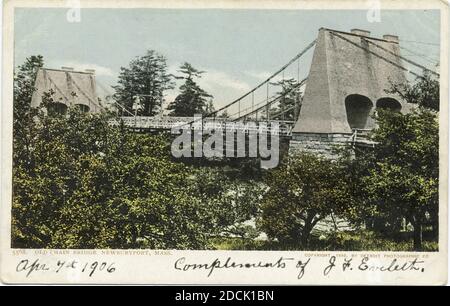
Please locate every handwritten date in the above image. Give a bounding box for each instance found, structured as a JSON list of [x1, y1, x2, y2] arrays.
[[16, 258, 116, 278]]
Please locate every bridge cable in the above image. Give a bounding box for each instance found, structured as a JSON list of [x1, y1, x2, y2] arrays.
[[233, 77, 307, 121], [227, 94, 277, 119], [399, 46, 440, 66], [237, 77, 307, 121], [364, 39, 439, 77], [45, 72, 72, 105], [331, 32, 424, 79], [270, 104, 298, 121], [69, 76, 107, 111], [96, 79, 136, 117], [399, 39, 440, 47], [183, 39, 317, 127]]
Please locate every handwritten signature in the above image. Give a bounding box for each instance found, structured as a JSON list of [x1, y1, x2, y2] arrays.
[[323, 256, 425, 276], [174, 256, 426, 280]]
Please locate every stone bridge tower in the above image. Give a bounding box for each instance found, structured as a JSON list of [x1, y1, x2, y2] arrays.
[[31, 67, 101, 114], [290, 28, 412, 155]]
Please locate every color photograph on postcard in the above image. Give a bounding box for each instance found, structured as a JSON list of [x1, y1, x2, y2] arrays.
[[1, 0, 448, 286]]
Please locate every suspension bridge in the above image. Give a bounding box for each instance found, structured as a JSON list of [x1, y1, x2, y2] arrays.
[[33, 28, 440, 152], [106, 39, 315, 137], [110, 29, 438, 142]]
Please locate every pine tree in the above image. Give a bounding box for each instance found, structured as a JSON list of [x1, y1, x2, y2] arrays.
[[13, 55, 44, 167], [113, 50, 174, 116], [14, 55, 44, 120], [167, 62, 213, 116], [269, 78, 302, 121]]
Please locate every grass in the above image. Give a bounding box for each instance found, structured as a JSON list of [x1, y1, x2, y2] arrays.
[[211, 230, 439, 252]]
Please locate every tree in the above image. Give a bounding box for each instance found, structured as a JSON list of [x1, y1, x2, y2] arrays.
[[13, 55, 44, 166], [258, 153, 355, 248], [269, 78, 302, 121], [14, 55, 44, 116], [11, 98, 221, 248], [187, 167, 263, 240], [12, 58, 253, 248], [361, 72, 440, 251], [387, 71, 439, 111], [167, 62, 213, 116], [216, 110, 230, 119], [12, 102, 264, 248], [113, 50, 174, 116], [205, 99, 216, 114], [364, 108, 438, 250]]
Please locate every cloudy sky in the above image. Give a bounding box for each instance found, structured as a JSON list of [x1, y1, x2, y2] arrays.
[[14, 8, 440, 113]]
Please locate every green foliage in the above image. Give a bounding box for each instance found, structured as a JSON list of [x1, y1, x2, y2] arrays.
[[12, 54, 440, 252], [387, 71, 439, 111], [331, 146, 378, 227], [12, 103, 220, 248], [12, 56, 262, 250], [258, 153, 357, 248], [112, 50, 174, 116], [269, 78, 302, 121], [12, 100, 262, 249], [211, 230, 438, 251], [13, 55, 44, 166], [189, 167, 263, 239], [364, 108, 439, 250], [167, 62, 213, 116], [317, 230, 438, 252]]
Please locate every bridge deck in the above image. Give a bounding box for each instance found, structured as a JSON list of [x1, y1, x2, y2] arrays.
[[109, 117, 376, 147], [110, 116, 296, 136]]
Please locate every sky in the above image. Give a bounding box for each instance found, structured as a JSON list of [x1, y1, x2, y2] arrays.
[[14, 8, 440, 113]]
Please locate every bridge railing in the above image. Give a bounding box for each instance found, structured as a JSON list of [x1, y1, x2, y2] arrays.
[[109, 116, 295, 136], [351, 128, 376, 146]]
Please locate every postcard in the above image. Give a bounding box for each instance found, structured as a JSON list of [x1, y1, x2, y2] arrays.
[[0, 0, 448, 286]]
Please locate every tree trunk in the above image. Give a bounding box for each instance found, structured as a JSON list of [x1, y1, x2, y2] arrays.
[[300, 227, 310, 249], [300, 211, 317, 249], [330, 213, 338, 231], [413, 222, 423, 251], [431, 211, 439, 240]]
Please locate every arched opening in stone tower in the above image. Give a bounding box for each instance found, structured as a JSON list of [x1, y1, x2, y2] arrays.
[[47, 102, 68, 115], [345, 94, 373, 130], [74, 104, 90, 113], [376, 98, 402, 112]]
